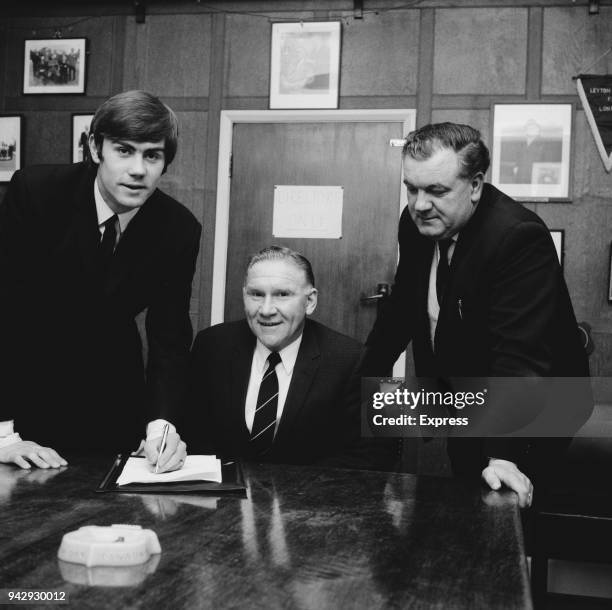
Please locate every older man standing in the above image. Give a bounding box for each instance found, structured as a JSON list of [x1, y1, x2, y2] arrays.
[[360, 122, 590, 507]]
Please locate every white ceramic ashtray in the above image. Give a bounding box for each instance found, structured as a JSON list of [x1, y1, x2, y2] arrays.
[[57, 524, 161, 567]]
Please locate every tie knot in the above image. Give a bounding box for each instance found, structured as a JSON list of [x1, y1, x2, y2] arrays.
[[438, 239, 452, 257], [102, 215, 118, 230], [267, 352, 281, 369]]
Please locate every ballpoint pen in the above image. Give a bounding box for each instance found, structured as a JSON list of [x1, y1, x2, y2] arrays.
[[154, 423, 170, 474]]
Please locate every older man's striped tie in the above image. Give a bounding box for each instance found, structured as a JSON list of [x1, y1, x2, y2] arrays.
[[250, 351, 281, 456]]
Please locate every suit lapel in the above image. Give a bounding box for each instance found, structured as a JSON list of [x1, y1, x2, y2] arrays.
[[103, 190, 162, 295], [68, 166, 100, 277], [275, 321, 320, 441], [230, 325, 256, 447]]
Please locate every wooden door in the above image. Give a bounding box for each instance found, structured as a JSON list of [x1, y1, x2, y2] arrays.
[[225, 121, 404, 344]]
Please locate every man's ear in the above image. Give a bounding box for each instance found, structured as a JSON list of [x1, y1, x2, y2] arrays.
[[88, 134, 100, 165], [470, 172, 484, 204], [305, 288, 318, 316]]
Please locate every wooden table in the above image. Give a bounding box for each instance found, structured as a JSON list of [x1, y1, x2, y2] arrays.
[[0, 456, 531, 609]]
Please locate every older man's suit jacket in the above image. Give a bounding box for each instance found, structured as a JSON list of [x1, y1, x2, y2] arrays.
[[0, 163, 201, 451], [183, 319, 397, 469], [361, 183, 591, 482]]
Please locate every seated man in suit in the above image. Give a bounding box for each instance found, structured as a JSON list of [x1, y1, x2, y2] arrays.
[[0, 90, 201, 472], [184, 246, 395, 469]]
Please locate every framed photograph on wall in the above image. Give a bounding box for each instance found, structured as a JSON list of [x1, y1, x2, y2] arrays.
[[0, 116, 22, 182], [72, 114, 94, 163], [23, 38, 86, 94], [549, 229, 564, 270], [491, 103, 573, 202], [269, 22, 341, 109]]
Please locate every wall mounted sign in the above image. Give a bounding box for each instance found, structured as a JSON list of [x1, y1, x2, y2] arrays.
[[269, 22, 341, 109], [272, 185, 343, 238], [576, 74, 612, 172]]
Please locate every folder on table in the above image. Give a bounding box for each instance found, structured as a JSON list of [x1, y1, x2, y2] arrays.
[[96, 454, 246, 495]]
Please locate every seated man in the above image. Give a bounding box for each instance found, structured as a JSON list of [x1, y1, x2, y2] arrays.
[[183, 246, 396, 469]]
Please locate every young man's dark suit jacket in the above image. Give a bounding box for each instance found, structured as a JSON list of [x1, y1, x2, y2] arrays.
[[183, 318, 397, 470], [360, 183, 591, 485], [0, 162, 201, 451]]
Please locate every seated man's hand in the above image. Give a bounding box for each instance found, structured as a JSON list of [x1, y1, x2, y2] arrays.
[[143, 433, 186, 473], [0, 441, 68, 470], [481, 458, 533, 508]]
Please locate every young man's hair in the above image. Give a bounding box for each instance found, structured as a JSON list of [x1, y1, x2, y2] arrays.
[[402, 122, 490, 179], [245, 245, 316, 288], [89, 90, 178, 170]]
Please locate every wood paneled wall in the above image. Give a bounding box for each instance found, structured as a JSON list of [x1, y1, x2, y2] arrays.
[[1, 0, 612, 374]]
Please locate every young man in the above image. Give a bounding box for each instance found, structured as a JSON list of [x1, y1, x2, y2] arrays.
[[183, 246, 397, 469], [0, 90, 201, 472]]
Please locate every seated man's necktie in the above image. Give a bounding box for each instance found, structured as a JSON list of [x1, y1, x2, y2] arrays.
[[250, 351, 281, 457]]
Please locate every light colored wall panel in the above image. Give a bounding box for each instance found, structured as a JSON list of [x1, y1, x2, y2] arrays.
[[123, 14, 211, 96], [225, 12, 315, 98], [431, 109, 490, 147], [339, 10, 419, 96], [434, 8, 527, 95], [23, 111, 69, 166], [542, 6, 612, 95]]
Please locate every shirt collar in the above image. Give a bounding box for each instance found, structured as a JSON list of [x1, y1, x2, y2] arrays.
[[94, 178, 140, 234], [253, 333, 303, 376]]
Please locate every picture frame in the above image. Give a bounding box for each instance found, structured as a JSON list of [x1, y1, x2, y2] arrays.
[[269, 21, 341, 109], [491, 103, 573, 202], [549, 229, 564, 270], [23, 38, 87, 94], [72, 114, 94, 163], [0, 115, 22, 182]]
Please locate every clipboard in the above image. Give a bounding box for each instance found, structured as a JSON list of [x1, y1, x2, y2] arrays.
[[96, 454, 246, 495]]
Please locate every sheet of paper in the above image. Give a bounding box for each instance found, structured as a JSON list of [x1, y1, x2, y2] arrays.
[[272, 185, 343, 238], [116, 455, 222, 486]]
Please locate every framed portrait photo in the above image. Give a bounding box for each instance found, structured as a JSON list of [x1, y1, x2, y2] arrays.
[[491, 103, 573, 202], [72, 114, 94, 163], [0, 116, 22, 182], [549, 229, 564, 270], [23, 38, 86, 94], [269, 21, 341, 109]]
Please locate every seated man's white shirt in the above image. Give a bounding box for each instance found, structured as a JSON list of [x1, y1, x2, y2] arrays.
[[245, 334, 303, 435]]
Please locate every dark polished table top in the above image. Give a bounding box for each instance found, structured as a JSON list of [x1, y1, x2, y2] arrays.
[[0, 456, 531, 609]]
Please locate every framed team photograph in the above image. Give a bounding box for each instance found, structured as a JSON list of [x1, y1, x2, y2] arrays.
[[0, 115, 22, 182], [72, 114, 94, 163], [23, 38, 86, 94], [491, 103, 573, 202], [269, 21, 341, 109], [549, 229, 564, 270]]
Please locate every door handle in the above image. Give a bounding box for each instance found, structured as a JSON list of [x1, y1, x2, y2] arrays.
[[360, 283, 390, 303]]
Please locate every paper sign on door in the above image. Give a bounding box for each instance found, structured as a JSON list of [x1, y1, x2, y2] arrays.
[[272, 185, 343, 239]]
